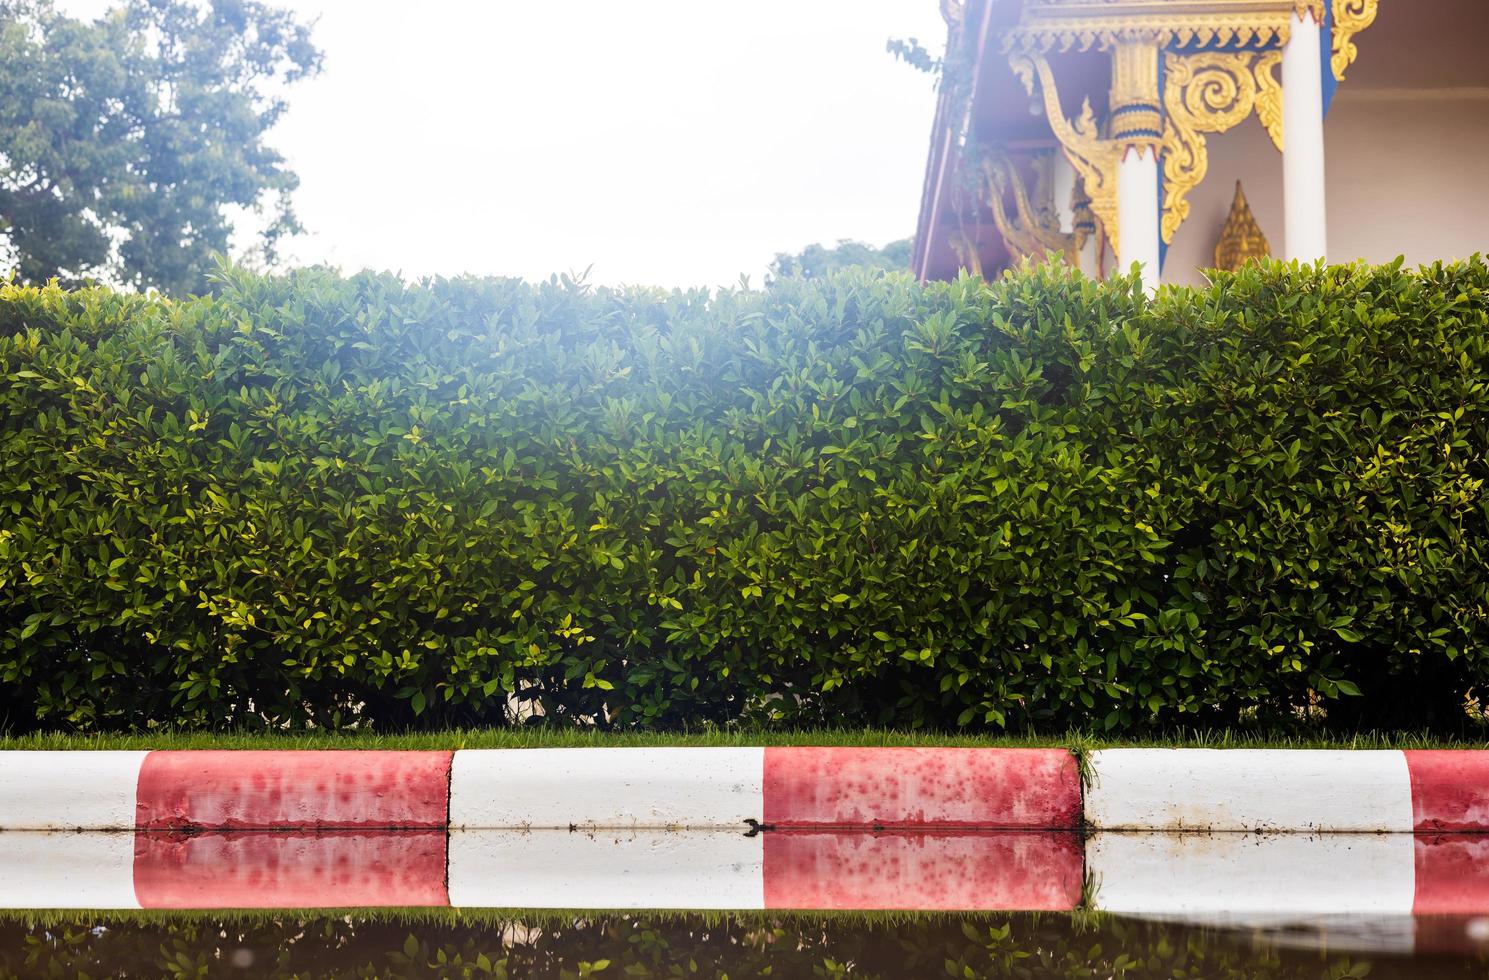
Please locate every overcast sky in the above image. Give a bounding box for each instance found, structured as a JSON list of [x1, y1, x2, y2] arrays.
[[65, 0, 948, 288]]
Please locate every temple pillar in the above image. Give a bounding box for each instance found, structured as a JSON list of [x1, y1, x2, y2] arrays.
[[1283, 7, 1328, 262], [1110, 42, 1163, 290], [1117, 149, 1160, 290]]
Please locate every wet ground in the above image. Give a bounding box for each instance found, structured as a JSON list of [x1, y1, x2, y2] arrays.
[[5, 829, 1489, 976]]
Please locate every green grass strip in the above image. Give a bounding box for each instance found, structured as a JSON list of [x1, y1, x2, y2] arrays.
[[0, 727, 1483, 751]]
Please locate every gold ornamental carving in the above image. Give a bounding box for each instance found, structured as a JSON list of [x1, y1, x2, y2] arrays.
[[1253, 50, 1284, 151], [1109, 42, 1164, 151], [1010, 53, 1122, 250], [1160, 50, 1284, 245], [1213, 180, 1270, 270], [1002, 0, 1325, 54], [982, 150, 1085, 265], [1331, 0, 1378, 81], [950, 231, 985, 278]]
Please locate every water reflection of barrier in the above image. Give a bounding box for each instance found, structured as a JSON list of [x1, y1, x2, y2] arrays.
[[452, 829, 1086, 911], [2, 827, 1489, 924], [133, 831, 450, 909], [0, 829, 1084, 911]]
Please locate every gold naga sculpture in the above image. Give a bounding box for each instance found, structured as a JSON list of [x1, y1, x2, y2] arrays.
[[981, 149, 1086, 266]]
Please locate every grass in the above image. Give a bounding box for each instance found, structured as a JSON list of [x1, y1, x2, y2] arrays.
[[0, 905, 1064, 929], [0, 726, 1483, 751]]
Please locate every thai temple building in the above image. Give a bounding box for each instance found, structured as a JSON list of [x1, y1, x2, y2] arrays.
[[912, 0, 1489, 287]]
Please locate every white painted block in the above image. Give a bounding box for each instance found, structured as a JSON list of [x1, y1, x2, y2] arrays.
[[1089, 832, 1416, 917], [448, 830, 765, 909], [449, 747, 764, 829], [0, 751, 148, 830], [0, 831, 140, 908], [1085, 749, 1414, 832]]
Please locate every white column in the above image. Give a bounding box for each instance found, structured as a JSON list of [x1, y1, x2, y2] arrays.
[[1052, 153, 1099, 276], [1052, 152, 1077, 234], [1117, 146, 1161, 291], [1283, 8, 1328, 261]]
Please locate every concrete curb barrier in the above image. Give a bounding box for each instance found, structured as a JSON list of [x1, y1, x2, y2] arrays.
[[1085, 749, 1489, 833], [762, 746, 1080, 829], [0, 746, 1486, 832], [4, 745, 1489, 914], [1084, 749, 1415, 832], [448, 747, 764, 830], [137, 751, 453, 830]]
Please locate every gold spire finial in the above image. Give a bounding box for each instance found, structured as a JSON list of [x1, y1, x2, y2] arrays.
[[1214, 180, 1270, 271]]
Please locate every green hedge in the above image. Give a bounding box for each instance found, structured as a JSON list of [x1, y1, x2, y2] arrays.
[[1, 259, 1486, 731]]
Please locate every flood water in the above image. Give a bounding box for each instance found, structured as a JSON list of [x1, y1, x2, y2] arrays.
[[4, 829, 1489, 976], [6, 911, 1489, 978]]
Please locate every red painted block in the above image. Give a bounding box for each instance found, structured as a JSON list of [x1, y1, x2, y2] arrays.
[[1404, 751, 1489, 832], [1413, 834, 1489, 915], [762, 747, 1081, 829], [133, 831, 450, 908], [762, 831, 1083, 911], [135, 751, 452, 830]]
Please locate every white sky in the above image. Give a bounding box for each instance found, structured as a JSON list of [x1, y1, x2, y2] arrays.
[[64, 0, 948, 288]]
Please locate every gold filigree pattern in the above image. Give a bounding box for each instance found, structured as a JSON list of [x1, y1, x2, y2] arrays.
[[1253, 50, 1284, 151], [1160, 52, 1262, 245], [1331, 0, 1378, 81], [1010, 53, 1122, 250], [982, 150, 1084, 265]]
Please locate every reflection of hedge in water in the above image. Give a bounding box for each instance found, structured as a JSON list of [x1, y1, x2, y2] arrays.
[[0, 912, 1452, 979], [2, 259, 1488, 732]]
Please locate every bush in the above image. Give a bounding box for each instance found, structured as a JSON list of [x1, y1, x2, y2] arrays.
[[0, 259, 1486, 732]]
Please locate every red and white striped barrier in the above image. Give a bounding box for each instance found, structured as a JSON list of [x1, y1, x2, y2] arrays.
[[0, 751, 149, 830], [761, 747, 1080, 829], [0, 745, 1487, 913], [447, 747, 1081, 830], [1084, 749, 1489, 832], [1, 747, 1487, 832], [0, 747, 1078, 831], [0, 751, 452, 830]]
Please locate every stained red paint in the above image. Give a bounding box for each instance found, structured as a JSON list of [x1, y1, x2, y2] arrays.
[[762, 830, 1082, 910], [135, 751, 452, 830], [762, 747, 1081, 829], [133, 831, 449, 908], [1404, 751, 1489, 832], [1413, 834, 1489, 915]]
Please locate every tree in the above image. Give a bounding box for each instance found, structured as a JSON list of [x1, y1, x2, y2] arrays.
[[768, 238, 913, 282], [0, 0, 320, 294]]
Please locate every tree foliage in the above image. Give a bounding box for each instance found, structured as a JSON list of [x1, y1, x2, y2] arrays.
[[769, 238, 912, 282], [0, 0, 320, 294], [0, 259, 1486, 732]]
